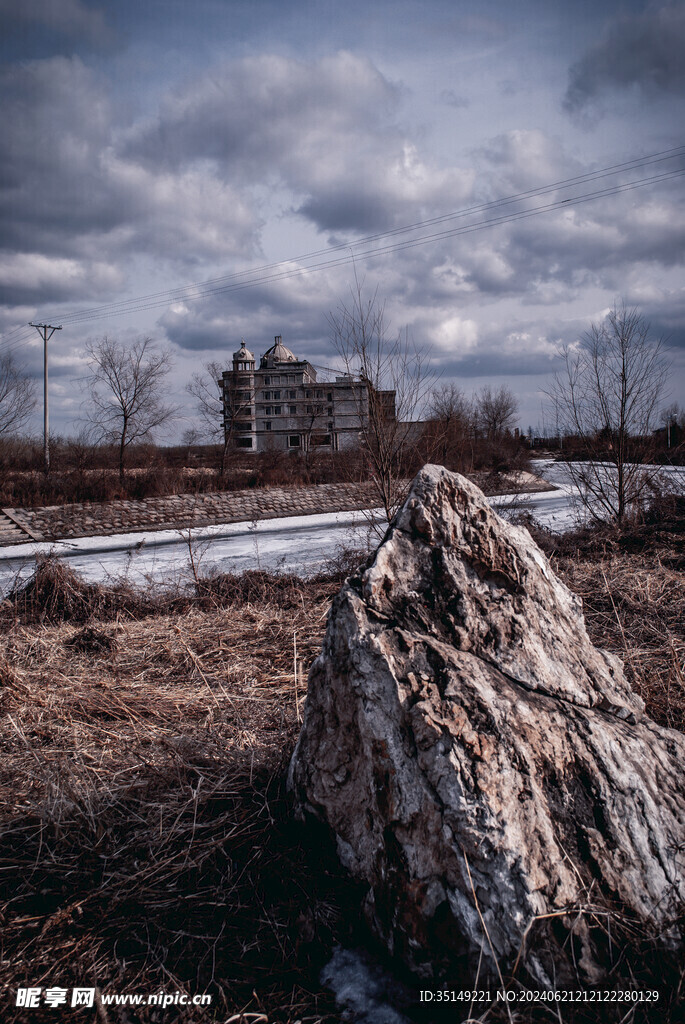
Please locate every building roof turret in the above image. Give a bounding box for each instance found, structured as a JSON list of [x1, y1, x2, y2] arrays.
[[233, 339, 255, 363]]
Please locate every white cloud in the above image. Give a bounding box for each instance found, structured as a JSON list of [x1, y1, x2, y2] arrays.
[[0, 252, 123, 304], [429, 315, 479, 354]]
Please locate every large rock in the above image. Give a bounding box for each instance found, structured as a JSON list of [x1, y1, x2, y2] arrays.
[[289, 465, 685, 986]]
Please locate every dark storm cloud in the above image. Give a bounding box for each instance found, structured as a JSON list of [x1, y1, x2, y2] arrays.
[[0, 57, 120, 253], [157, 273, 342, 358], [123, 53, 401, 175], [434, 350, 562, 378], [0, 0, 115, 51], [297, 190, 398, 233], [123, 52, 473, 234], [0, 56, 259, 304], [564, 3, 685, 112]]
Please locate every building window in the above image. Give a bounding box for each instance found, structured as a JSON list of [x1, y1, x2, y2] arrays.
[[235, 421, 252, 432], [273, 390, 281, 399], [237, 437, 252, 448], [306, 405, 312, 413], [273, 405, 281, 415], [263, 391, 271, 400], [264, 377, 270, 385], [311, 433, 331, 447], [289, 390, 296, 399], [265, 406, 272, 415], [288, 435, 301, 448], [305, 389, 311, 398], [289, 405, 297, 414], [271, 376, 280, 384], [262, 422, 271, 431], [327, 406, 333, 415], [316, 390, 323, 398], [327, 392, 333, 401]]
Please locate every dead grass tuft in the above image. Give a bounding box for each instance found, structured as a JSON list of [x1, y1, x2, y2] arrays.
[[0, 558, 347, 628], [555, 551, 685, 732], [2, 556, 151, 624]]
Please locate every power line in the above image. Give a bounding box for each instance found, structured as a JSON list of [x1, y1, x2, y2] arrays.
[[1, 144, 683, 355], [23, 142, 685, 329], [54, 167, 685, 324]]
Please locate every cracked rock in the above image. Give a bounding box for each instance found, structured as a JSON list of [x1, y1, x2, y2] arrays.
[[289, 465, 685, 985]]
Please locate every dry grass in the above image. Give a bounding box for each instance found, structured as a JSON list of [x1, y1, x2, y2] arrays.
[[0, 595, 346, 1023], [555, 552, 685, 732], [0, 535, 683, 1023], [0, 557, 346, 626]]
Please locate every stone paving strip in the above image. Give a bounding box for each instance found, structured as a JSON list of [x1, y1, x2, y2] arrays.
[[1, 481, 382, 546], [0, 511, 30, 545]]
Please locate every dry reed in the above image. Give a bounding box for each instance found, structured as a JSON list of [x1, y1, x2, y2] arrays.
[[554, 552, 685, 732]]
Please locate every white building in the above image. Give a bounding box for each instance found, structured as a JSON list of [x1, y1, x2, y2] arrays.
[[220, 336, 390, 453]]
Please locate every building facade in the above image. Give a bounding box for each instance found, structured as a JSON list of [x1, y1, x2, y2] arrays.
[[220, 336, 375, 453]]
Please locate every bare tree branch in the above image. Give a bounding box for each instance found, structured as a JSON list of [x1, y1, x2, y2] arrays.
[[0, 353, 36, 437], [328, 278, 438, 522], [84, 336, 176, 478], [423, 383, 473, 471], [473, 385, 518, 441], [546, 303, 670, 527]]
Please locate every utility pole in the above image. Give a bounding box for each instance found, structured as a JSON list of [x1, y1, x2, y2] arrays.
[[29, 322, 62, 474]]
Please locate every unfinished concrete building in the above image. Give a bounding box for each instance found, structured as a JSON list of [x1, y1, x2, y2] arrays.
[[220, 336, 390, 453]]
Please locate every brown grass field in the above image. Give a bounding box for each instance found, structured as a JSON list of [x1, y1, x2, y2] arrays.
[[0, 537, 683, 1023]]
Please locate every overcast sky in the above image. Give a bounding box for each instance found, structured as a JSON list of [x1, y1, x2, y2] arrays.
[[1, 0, 684, 438]]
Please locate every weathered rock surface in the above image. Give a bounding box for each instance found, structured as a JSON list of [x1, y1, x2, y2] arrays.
[[289, 465, 685, 985]]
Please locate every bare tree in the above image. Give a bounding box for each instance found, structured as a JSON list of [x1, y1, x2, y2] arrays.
[[84, 336, 176, 479], [328, 281, 437, 523], [425, 383, 473, 471], [0, 352, 36, 437], [473, 385, 518, 441], [187, 361, 227, 472], [546, 303, 669, 527]]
